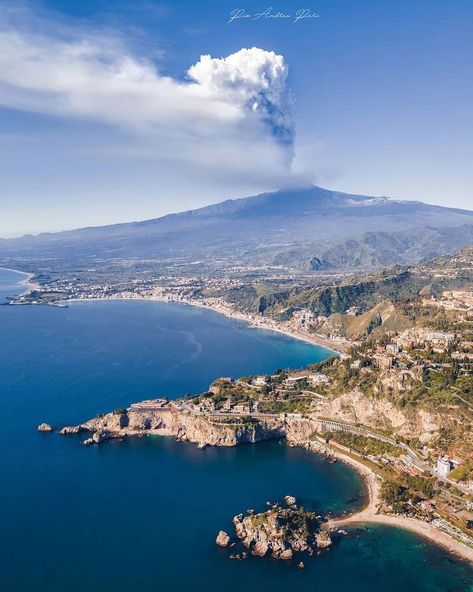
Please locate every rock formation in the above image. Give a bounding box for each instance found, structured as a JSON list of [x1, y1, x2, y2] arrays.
[[229, 503, 331, 560], [37, 423, 53, 432], [59, 425, 85, 435], [59, 405, 286, 448], [216, 531, 231, 547], [284, 495, 297, 507]]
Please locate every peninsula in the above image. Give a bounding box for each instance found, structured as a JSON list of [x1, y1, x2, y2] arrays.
[[56, 358, 473, 564]]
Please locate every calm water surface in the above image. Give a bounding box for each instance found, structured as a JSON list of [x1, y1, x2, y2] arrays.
[[0, 269, 472, 591]]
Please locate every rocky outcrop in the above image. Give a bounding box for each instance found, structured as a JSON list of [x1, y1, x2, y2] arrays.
[[61, 406, 286, 448], [318, 389, 443, 443], [230, 503, 331, 560], [316, 531, 332, 549], [216, 531, 231, 547], [82, 430, 118, 446], [285, 495, 297, 507], [37, 423, 53, 432], [59, 425, 85, 435], [58, 375, 448, 452]]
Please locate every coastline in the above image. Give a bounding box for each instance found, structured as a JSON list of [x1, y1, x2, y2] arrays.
[[0, 267, 38, 296], [16, 283, 472, 565], [319, 441, 473, 565], [67, 294, 349, 355], [175, 298, 349, 355]]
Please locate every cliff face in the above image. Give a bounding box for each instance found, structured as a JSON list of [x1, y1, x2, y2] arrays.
[[63, 394, 446, 450], [285, 417, 316, 444], [318, 390, 444, 443], [73, 408, 286, 447]]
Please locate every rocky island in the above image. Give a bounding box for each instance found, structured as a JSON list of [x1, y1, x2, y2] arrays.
[[227, 499, 332, 561]]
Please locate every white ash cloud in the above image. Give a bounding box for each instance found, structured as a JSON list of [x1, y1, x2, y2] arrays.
[[188, 47, 294, 146], [0, 7, 304, 215], [0, 12, 294, 169]]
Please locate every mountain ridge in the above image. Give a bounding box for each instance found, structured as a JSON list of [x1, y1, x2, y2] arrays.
[[1, 185, 473, 273]]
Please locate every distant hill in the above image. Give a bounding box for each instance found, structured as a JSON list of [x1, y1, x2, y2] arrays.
[[217, 245, 473, 332], [2, 186, 473, 273]]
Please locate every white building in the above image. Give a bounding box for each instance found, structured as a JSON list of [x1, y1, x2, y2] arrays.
[[436, 457, 454, 477], [309, 373, 331, 385], [285, 376, 307, 386], [427, 332, 455, 344], [253, 376, 267, 386]]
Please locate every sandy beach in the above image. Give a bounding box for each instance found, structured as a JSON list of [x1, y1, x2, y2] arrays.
[[321, 441, 473, 565], [19, 273, 39, 296]]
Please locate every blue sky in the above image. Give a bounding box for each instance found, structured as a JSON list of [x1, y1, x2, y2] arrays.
[[1, 0, 472, 237]]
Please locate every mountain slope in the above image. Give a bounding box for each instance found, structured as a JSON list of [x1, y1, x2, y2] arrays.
[[2, 186, 473, 273]]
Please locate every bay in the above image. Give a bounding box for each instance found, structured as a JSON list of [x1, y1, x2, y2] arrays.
[[0, 269, 472, 591]]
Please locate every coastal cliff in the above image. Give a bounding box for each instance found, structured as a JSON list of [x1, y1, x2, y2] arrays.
[[318, 389, 444, 444], [58, 395, 445, 453], [61, 405, 286, 447]]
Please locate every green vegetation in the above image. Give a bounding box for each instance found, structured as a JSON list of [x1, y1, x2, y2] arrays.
[[324, 432, 402, 457], [251, 507, 318, 541], [381, 474, 435, 513], [449, 461, 473, 482], [381, 481, 411, 513]]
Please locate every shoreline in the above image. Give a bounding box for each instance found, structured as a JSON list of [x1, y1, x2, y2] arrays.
[[4, 268, 348, 354], [15, 280, 472, 565], [66, 294, 349, 355], [0, 267, 38, 296], [176, 298, 350, 354], [319, 441, 473, 565]]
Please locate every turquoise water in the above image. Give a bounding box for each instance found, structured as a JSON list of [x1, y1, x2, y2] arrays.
[[0, 269, 472, 591]]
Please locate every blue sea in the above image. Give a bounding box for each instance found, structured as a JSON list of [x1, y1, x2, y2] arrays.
[[0, 269, 472, 591]]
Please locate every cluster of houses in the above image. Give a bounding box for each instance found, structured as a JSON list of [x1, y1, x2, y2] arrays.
[[190, 395, 255, 415], [423, 290, 473, 318], [394, 328, 457, 352], [187, 369, 333, 416], [290, 308, 328, 329], [247, 372, 331, 389], [283, 372, 331, 387], [364, 328, 461, 372]]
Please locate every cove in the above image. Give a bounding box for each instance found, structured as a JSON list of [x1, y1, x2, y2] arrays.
[[0, 269, 472, 592]]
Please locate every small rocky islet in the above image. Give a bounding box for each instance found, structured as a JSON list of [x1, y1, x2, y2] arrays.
[[216, 496, 332, 563]]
